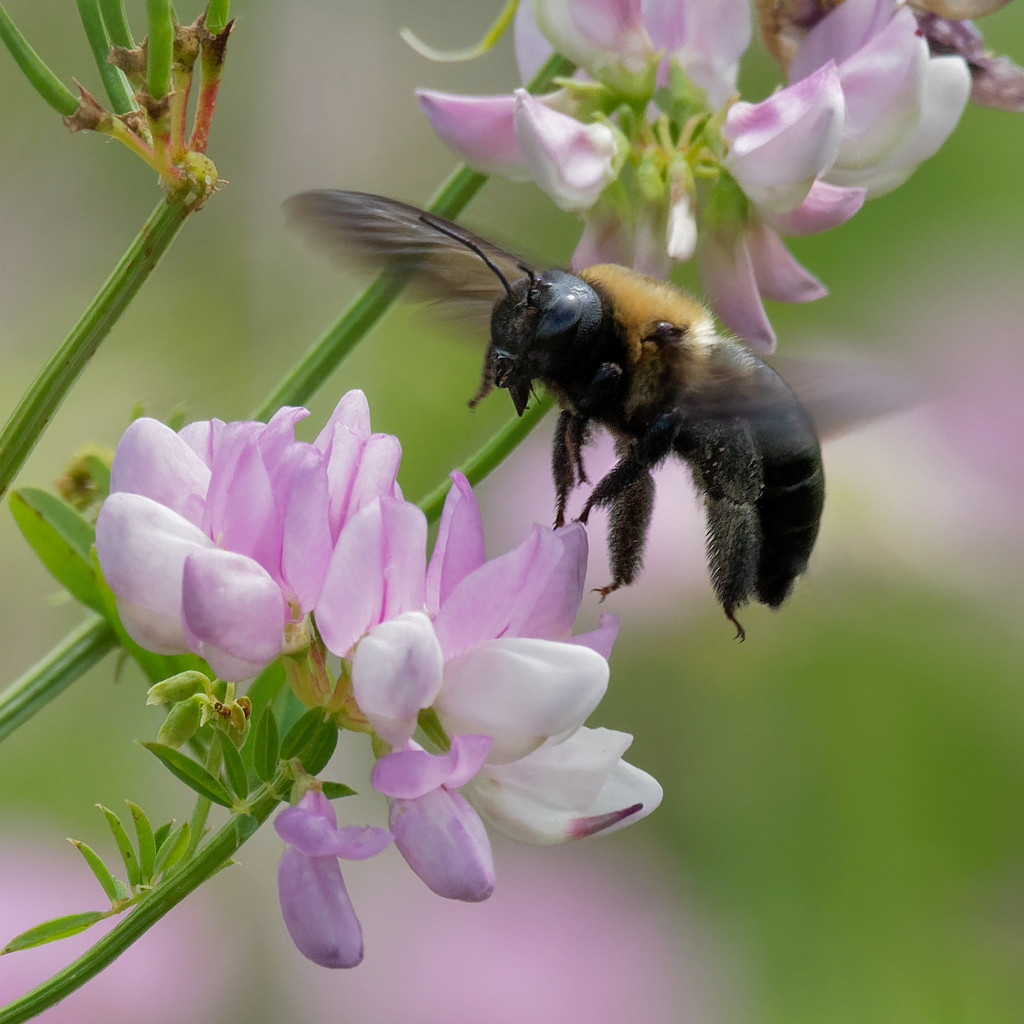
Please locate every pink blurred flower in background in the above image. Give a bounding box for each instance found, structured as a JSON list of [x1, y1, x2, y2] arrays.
[[287, 843, 730, 1024]]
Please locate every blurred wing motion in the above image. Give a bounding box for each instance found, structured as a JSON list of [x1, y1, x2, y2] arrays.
[[284, 190, 532, 326], [772, 351, 928, 441]]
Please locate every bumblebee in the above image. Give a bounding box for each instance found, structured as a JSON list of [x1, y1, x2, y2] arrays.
[[285, 190, 824, 638]]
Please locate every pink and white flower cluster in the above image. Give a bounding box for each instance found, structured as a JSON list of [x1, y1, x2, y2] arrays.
[[414, 0, 1019, 351], [96, 393, 661, 969]]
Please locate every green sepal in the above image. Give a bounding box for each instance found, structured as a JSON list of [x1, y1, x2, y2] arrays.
[[97, 804, 140, 889], [9, 488, 104, 614], [2, 911, 108, 954], [252, 708, 280, 783], [301, 719, 339, 776], [153, 821, 191, 876], [280, 707, 325, 760], [217, 730, 249, 798], [126, 801, 156, 884], [68, 839, 119, 903], [320, 781, 357, 800], [140, 742, 234, 808]]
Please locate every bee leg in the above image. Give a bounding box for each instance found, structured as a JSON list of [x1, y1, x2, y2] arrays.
[[468, 343, 496, 408], [579, 411, 682, 594], [552, 411, 589, 528], [579, 453, 655, 597], [676, 419, 763, 638]]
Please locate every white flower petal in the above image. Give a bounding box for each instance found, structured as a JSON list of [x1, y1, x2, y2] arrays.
[[435, 637, 609, 765]]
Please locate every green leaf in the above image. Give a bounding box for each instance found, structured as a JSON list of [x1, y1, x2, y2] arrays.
[[246, 659, 286, 711], [97, 805, 140, 890], [153, 821, 191, 876], [251, 708, 280, 783], [152, 820, 172, 852], [280, 707, 324, 760], [68, 839, 119, 903], [2, 911, 108, 954], [9, 488, 104, 613], [140, 742, 234, 808], [320, 781, 357, 800], [217, 731, 249, 799], [301, 719, 339, 776], [126, 802, 156, 884]]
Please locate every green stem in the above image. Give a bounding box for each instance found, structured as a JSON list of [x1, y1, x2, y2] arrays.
[[145, 0, 173, 99], [417, 393, 554, 523], [76, 0, 135, 114], [205, 0, 230, 36], [0, 779, 285, 1024], [0, 617, 116, 743], [251, 50, 574, 419], [99, 0, 134, 50], [0, 197, 191, 502], [185, 738, 223, 856], [0, 3, 78, 115], [251, 164, 488, 419]]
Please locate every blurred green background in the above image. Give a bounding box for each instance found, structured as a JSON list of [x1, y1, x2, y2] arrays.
[[1, 2, 1023, 1022]]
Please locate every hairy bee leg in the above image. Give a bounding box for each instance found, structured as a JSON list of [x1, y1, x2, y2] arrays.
[[468, 343, 496, 408], [676, 418, 763, 632], [579, 454, 655, 596], [579, 410, 682, 593], [551, 411, 588, 528]]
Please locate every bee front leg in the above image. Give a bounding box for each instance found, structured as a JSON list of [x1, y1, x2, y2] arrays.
[[579, 411, 683, 596], [551, 410, 589, 528], [578, 449, 655, 597]]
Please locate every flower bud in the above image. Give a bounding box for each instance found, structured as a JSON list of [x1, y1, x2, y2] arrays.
[[157, 694, 205, 748], [146, 671, 211, 706]]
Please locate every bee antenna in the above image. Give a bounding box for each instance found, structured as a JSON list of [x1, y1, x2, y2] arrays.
[[517, 262, 537, 284], [419, 213, 518, 297]]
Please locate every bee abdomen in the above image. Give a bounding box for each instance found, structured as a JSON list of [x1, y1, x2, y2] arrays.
[[755, 447, 824, 607]]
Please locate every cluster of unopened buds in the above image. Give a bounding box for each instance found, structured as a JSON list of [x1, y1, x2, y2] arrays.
[[417, 0, 1022, 349], [96, 391, 660, 967]]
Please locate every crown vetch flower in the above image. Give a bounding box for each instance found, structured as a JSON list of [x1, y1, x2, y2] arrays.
[[337, 474, 657, 884], [274, 790, 393, 969], [371, 735, 496, 901], [788, 0, 971, 196], [470, 725, 664, 844], [412, 0, 1008, 351], [95, 391, 400, 681]]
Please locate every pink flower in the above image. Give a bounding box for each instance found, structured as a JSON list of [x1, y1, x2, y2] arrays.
[[274, 790, 393, 968], [371, 735, 496, 901], [418, 88, 621, 213], [95, 391, 400, 681], [344, 474, 659, 858], [788, 0, 971, 196]]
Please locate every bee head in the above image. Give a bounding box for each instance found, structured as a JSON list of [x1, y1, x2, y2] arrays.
[[490, 270, 603, 415]]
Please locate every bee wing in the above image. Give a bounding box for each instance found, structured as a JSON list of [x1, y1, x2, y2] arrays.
[[284, 190, 531, 326], [680, 345, 923, 444], [770, 352, 927, 440]]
